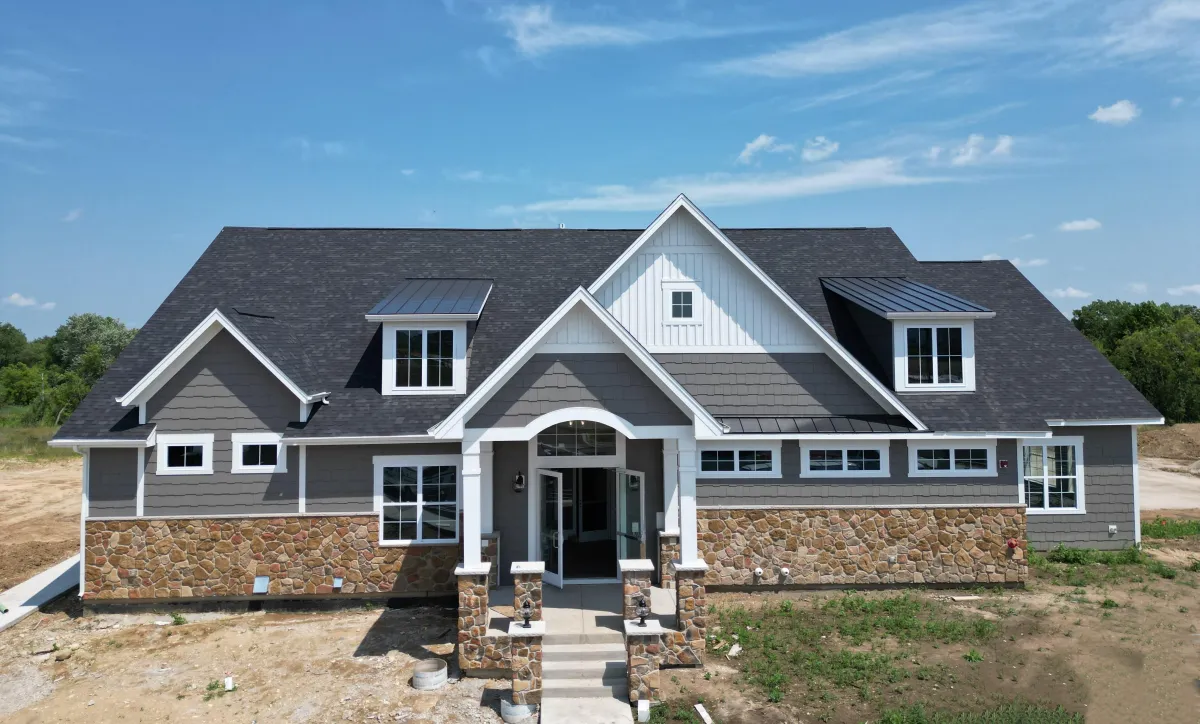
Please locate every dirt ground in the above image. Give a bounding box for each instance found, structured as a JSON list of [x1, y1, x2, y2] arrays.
[[1139, 423, 1200, 462], [0, 459, 82, 592]]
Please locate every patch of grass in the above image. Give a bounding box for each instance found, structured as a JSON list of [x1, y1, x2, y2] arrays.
[[880, 702, 1084, 724], [648, 704, 701, 723], [1144, 559, 1177, 580], [1142, 516, 1200, 540], [0, 424, 78, 462], [170, 612, 187, 626], [1188, 561, 1200, 573], [963, 648, 983, 662], [1100, 598, 1119, 609], [202, 679, 235, 702]]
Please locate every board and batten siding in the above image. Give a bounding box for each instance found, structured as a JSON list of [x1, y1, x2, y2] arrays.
[[88, 448, 139, 517], [304, 442, 461, 514], [697, 440, 1019, 507], [593, 209, 822, 353]]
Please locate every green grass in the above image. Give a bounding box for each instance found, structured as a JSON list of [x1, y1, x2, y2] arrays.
[[1142, 516, 1200, 540], [0, 423, 77, 462], [879, 702, 1084, 724], [647, 704, 701, 723], [1030, 543, 1180, 585]]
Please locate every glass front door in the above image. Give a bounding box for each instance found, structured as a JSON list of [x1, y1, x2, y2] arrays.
[[538, 470, 564, 587], [616, 468, 645, 560]]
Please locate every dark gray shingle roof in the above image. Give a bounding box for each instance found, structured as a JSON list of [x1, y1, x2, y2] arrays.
[[820, 277, 991, 318]]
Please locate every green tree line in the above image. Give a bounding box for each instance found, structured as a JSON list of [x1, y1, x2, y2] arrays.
[[0, 314, 137, 426], [1072, 300, 1200, 424]]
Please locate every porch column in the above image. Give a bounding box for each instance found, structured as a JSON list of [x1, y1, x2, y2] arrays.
[[662, 439, 680, 535], [462, 440, 483, 568], [480, 441, 494, 535], [677, 436, 701, 566]]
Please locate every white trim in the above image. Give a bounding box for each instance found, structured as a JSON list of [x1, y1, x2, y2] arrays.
[[536, 342, 625, 354], [366, 313, 481, 322], [49, 436, 156, 448], [116, 308, 324, 408], [699, 502, 1019, 511], [298, 444, 307, 514], [661, 280, 701, 326], [430, 287, 724, 439], [885, 311, 996, 320], [643, 344, 824, 354], [136, 447, 145, 516], [382, 323, 468, 396], [1131, 426, 1140, 544], [1019, 436, 1086, 515], [535, 430, 627, 469], [79, 448, 89, 594], [585, 194, 927, 431], [371, 454, 461, 546], [1046, 417, 1164, 427], [893, 320, 976, 393], [89, 510, 378, 522], [155, 433, 215, 476], [696, 440, 783, 479], [231, 432, 287, 474], [283, 434, 438, 445], [469, 408, 693, 444], [695, 431, 1052, 441], [662, 438, 680, 535], [138, 405, 147, 425], [800, 443, 890, 478], [907, 440, 997, 477], [677, 436, 700, 566]]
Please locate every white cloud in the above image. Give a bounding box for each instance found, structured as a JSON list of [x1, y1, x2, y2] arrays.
[[400, 169, 416, 176], [499, 157, 950, 213], [801, 136, 839, 162], [1128, 282, 1148, 293], [1171, 96, 1185, 108], [947, 134, 1013, 166], [447, 169, 507, 182], [286, 137, 348, 161], [0, 133, 54, 149], [2, 292, 55, 310], [981, 253, 1004, 261], [61, 208, 82, 223], [991, 135, 1014, 157], [792, 70, 937, 111], [1089, 99, 1141, 125], [981, 253, 1047, 267], [1051, 287, 1091, 299], [736, 134, 795, 164], [456, 170, 485, 181], [1017, 232, 1035, 240], [1058, 218, 1102, 231], [1167, 283, 1200, 295]]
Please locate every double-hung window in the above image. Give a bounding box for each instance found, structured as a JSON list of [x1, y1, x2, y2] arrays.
[[908, 442, 996, 477], [373, 456, 459, 544], [1020, 438, 1084, 513], [893, 322, 975, 392], [801, 445, 889, 477], [156, 433, 215, 475], [697, 444, 780, 478]]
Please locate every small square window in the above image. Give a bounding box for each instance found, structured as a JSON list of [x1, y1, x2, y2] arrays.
[[809, 449, 844, 472], [953, 448, 989, 470], [166, 444, 205, 469], [917, 449, 951, 471], [671, 290, 693, 319], [701, 450, 735, 472], [738, 450, 773, 472]]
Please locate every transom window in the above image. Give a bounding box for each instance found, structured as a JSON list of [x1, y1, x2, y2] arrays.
[[671, 290, 693, 319], [801, 445, 888, 477], [156, 433, 214, 475], [377, 462, 458, 544], [1021, 439, 1084, 513], [909, 444, 995, 477], [906, 326, 963, 385], [537, 421, 618, 457], [395, 329, 454, 388], [698, 447, 779, 477]]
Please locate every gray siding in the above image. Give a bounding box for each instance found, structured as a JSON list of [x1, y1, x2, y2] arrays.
[[627, 439, 666, 584], [305, 443, 461, 514], [468, 354, 691, 428], [88, 448, 139, 517], [1026, 426, 1136, 550], [655, 353, 885, 417], [141, 329, 303, 517], [697, 440, 1019, 507], [492, 441, 529, 587]]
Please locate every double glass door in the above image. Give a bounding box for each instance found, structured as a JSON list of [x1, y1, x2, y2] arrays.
[[538, 468, 643, 588]]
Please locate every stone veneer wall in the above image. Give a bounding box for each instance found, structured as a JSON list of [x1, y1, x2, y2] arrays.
[[513, 573, 543, 621], [83, 517, 458, 599], [457, 569, 510, 672], [698, 507, 1027, 586], [510, 633, 543, 704], [658, 533, 680, 589], [626, 629, 661, 703]]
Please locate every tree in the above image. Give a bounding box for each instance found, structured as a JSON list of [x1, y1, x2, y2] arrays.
[[0, 322, 26, 369], [19, 336, 50, 367], [47, 313, 137, 373], [1110, 317, 1200, 424], [0, 363, 44, 407], [1072, 300, 1200, 355]]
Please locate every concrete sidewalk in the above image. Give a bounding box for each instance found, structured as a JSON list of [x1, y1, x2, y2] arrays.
[[0, 555, 79, 633]]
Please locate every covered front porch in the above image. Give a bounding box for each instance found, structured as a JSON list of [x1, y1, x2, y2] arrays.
[[488, 581, 677, 644]]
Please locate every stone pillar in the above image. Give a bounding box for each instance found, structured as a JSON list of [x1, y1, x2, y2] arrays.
[[455, 562, 491, 671], [619, 559, 654, 621], [482, 533, 500, 589], [673, 561, 709, 653], [509, 621, 545, 705], [511, 561, 544, 622], [624, 619, 664, 703], [676, 437, 700, 565], [657, 533, 680, 589]]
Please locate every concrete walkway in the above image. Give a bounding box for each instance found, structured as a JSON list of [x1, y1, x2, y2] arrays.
[[1140, 457, 1200, 510], [490, 583, 675, 643], [0, 555, 79, 633]]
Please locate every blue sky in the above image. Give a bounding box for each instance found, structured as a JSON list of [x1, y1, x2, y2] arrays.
[[2, 0, 1199, 338]]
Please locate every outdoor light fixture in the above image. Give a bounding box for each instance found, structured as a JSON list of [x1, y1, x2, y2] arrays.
[[635, 596, 650, 627], [519, 600, 533, 629], [512, 471, 526, 493]]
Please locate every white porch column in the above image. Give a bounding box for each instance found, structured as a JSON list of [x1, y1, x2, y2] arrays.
[[480, 441, 494, 535], [462, 440, 483, 568], [677, 436, 700, 565], [662, 438, 680, 534]]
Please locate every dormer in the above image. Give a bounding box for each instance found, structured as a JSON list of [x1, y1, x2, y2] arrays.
[[821, 277, 994, 393], [366, 278, 493, 396]]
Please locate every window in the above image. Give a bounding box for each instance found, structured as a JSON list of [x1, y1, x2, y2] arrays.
[[156, 433, 214, 475], [697, 444, 781, 478], [908, 442, 996, 477], [231, 432, 286, 474], [671, 290, 693, 319], [537, 421, 618, 457], [1021, 438, 1084, 514], [373, 456, 460, 544], [382, 324, 466, 395], [662, 281, 700, 325], [893, 322, 975, 392], [800, 444, 889, 477]]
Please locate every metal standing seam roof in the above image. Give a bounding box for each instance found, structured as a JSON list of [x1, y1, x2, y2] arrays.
[[368, 278, 494, 317], [719, 415, 915, 434], [820, 276, 992, 318]]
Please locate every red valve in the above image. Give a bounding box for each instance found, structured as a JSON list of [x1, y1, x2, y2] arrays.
[[1006, 538, 1018, 549]]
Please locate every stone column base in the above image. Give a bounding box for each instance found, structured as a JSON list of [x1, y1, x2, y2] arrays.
[[657, 533, 680, 589], [511, 561, 544, 623], [618, 559, 654, 620], [509, 621, 544, 705], [456, 563, 493, 671]]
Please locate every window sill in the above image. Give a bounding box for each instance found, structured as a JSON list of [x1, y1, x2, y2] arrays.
[[232, 466, 287, 475], [383, 387, 464, 396], [897, 386, 975, 394], [1025, 508, 1087, 516], [155, 468, 214, 476], [909, 469, 997, 478], [697, 472, 782, 480], [800, 471, 889, 479], [378, 539, 460, 547]]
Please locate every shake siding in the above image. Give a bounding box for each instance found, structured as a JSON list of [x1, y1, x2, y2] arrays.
[[88, 448, 139, 517], [304, 442, 461, 514]]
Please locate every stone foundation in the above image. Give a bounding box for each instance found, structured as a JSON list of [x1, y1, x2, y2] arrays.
[[510, 626, 544, 705], [698, 506, 1027, 586], [456, 564, 510, 672], [82, 517, 458, 600], [625, 624, 661, 703], [658, 533, 680, 589]]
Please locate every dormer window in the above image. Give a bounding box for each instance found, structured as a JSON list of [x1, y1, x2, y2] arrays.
[[892, 321, 976, 392], [381, 324, 467, 395]]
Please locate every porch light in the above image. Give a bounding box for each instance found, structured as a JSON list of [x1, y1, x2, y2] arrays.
[[519, 600, 533, 629], [512, 471, 526, 493], [635, 596, 650, 627]]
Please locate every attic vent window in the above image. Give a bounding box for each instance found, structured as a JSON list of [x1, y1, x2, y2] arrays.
[[671, 291, 693, 319]]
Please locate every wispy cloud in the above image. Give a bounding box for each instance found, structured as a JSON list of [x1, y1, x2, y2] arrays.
[[1017, 232, 1035, 241], [1170, 96, 1185, 108], [801, 136, 839, 162], [1128, 282, 1148, 293], [446, 169, 507, 182], [737, 134, 795, 164], [1089, 99, 1141, 125], [61, 208, 82, 223], [400, 169, 416, 176], [285, 137, 347, 161], [982, 253, 1048, 267], [1167, 283, 1200, 295], [0, 132, 54, 149], [934, 134, 1014, 166], [1051, 286, 1091, 299], [2, 292, 55, 310], [1058, 217, 1102, 231], [792, 70, 937, 111]]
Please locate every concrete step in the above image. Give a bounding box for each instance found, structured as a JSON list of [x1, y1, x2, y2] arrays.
[[543, 631, 625, 646], [543, 665, 626, 684], [541, 683, 629, 700], [542, 643, 625, 663], [543, 659, 624, 676]]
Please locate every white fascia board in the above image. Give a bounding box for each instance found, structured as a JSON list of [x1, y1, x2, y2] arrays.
[[1046, 417, 1165, 427], [585, 194, 927, 432], [429, 287, 724, 439], [48, 437, 155, 449], [885, 312, 996, 320], [283, 434, 439, 445], [692, 431, 1053, 441], [365, 313, 480, 322], [116, 308, 325, 408]]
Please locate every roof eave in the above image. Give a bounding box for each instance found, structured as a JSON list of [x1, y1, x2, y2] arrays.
[[885, 311, 996, 320], [364, 313, 481, 322]]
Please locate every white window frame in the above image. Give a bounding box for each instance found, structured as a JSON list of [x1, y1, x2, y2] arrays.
[[382, 322, 468, 396], [1019, 436, 1086, 515], [892, 320, 976, 392], [696, 441, 782, 479], [156, 433, 215, 476], [533, 423, 627, 468], [800, 443, 890, 478], [231, 432, 287, 474], [907, 440, 996, 477], [372, 454, 461, 546], [661, 280, 702, 326]]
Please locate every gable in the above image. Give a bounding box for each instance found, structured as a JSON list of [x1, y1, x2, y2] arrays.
[[593, 208, 823, 353]]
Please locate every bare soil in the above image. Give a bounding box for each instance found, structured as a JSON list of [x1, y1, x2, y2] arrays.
[[0, 458, 81, 592], [1139, 423, 1200, 462]]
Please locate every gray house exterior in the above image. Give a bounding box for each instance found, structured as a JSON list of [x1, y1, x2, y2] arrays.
[[53, 195, 1160, 607]]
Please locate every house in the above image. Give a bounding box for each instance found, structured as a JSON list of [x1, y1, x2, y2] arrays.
[[53, 194, 1160, 608]]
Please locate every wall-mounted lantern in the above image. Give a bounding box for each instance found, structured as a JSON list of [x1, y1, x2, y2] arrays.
[[512, 471, 526, 493]]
